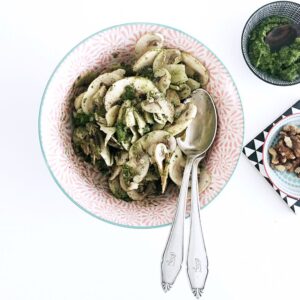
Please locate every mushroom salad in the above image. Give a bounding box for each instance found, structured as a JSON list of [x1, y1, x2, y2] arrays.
[[71, 33, 211, 201]]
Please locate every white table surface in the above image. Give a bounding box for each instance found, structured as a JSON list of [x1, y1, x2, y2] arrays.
[[1, 0, 300, 299]]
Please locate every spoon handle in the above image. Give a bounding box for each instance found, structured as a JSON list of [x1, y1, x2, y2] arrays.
[[187, 157, 208, 298], [161, 157, 194, 292]]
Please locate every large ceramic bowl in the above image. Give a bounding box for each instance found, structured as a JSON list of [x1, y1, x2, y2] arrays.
[[263, 113, 300, 199], [39, 23, 244, 228]]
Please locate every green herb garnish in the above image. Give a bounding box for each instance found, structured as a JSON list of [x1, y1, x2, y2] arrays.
[[122, 164, 135, 184], [121, 85, 136, 101], [73, 112, 91, 126], [137, 66, 155, 80], [121, 63, 134, 76], [115, 122, 132, 142]]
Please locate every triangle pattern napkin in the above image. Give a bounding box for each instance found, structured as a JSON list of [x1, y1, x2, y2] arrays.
[[243, 100, 300, 214]]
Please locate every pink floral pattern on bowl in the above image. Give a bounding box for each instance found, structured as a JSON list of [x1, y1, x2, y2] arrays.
[[39, 23, 244, 228]]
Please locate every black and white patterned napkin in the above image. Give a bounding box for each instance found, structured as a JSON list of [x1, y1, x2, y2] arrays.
[[243, 100, 300, 213]]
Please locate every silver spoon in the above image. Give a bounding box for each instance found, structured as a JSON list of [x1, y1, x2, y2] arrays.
[[161, 89, 217, 297], [265, 23, 300, 51]]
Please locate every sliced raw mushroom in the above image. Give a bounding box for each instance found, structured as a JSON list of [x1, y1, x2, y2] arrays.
[[185, 65, 195, 77], [109, 176, 128, 200], [128, 182, 139, 191], [119, 172, 129, 192], [124, 107, 136, 127], [130, 126, 139, 143], [129, 156, 150, 183], [109, 165, 122, 180], [98, 133, 113, 166], [126, 189, 147, 201], [143, 111, 155, 124], [169, 84, 181, 91], [154, 143, 171, 193], [95, 110, 107, 126], [129, 130, 176, 160], [181, 52, 209, 86], [133, 49, 162, 72], [166, 89, 180, 106], [153, 49, 182, 71], [178, 83, 192, 99], [93, 85, 107, 102], [135, 33, 164, 58], [105, 105, 120, 126], [120, 153, 150, 191], [115, 151, 129, 166], [133, 110, 147, 135], [108, 137, 122, 149], [82, 85, 107, 114], [169, 147, 186, 185], [141, 98, 174, 123], [174, 103, 187, 118], [165, 102, 197, 136], [99, 125, 116, 146], [154, 68, 171, 94], [141, 99, 161, 114], [158, 100, 174, 123], [73, 70, 99, 88], [186, 78, 201, 91], [74, 92, 85, 110], [117, 100, 131, 123], [152, 123, 166, 130], [164, 64, 188, 84], [82, 69, 125, 113], [153, 113, 167, 125], [104, 77, 160, 111]]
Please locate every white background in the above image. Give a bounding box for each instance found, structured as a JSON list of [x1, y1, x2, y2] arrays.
[[1, 0, 300, 299]]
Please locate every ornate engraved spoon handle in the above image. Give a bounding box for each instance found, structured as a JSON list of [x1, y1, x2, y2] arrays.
[[161, 157, 194, 292], [187, 156, 208, 298]]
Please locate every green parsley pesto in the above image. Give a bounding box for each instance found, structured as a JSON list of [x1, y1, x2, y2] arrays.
[[248, 16, 300, 82]]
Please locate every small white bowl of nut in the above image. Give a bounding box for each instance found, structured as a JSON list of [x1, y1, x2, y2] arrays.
[[263, 114, 300, 199]]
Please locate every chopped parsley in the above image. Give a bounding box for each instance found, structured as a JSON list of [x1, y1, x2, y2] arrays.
[[137, 66, 155, 80], [121, 63, 134, 76], [115, 122, 132, 142], [121, 85, 136, 101], [122, 164, 135, 184], [73, 112, 92, 126]]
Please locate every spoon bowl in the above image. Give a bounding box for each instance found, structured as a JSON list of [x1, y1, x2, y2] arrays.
[[177, 89, 218, 157], [265, 23, 300, 51]]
